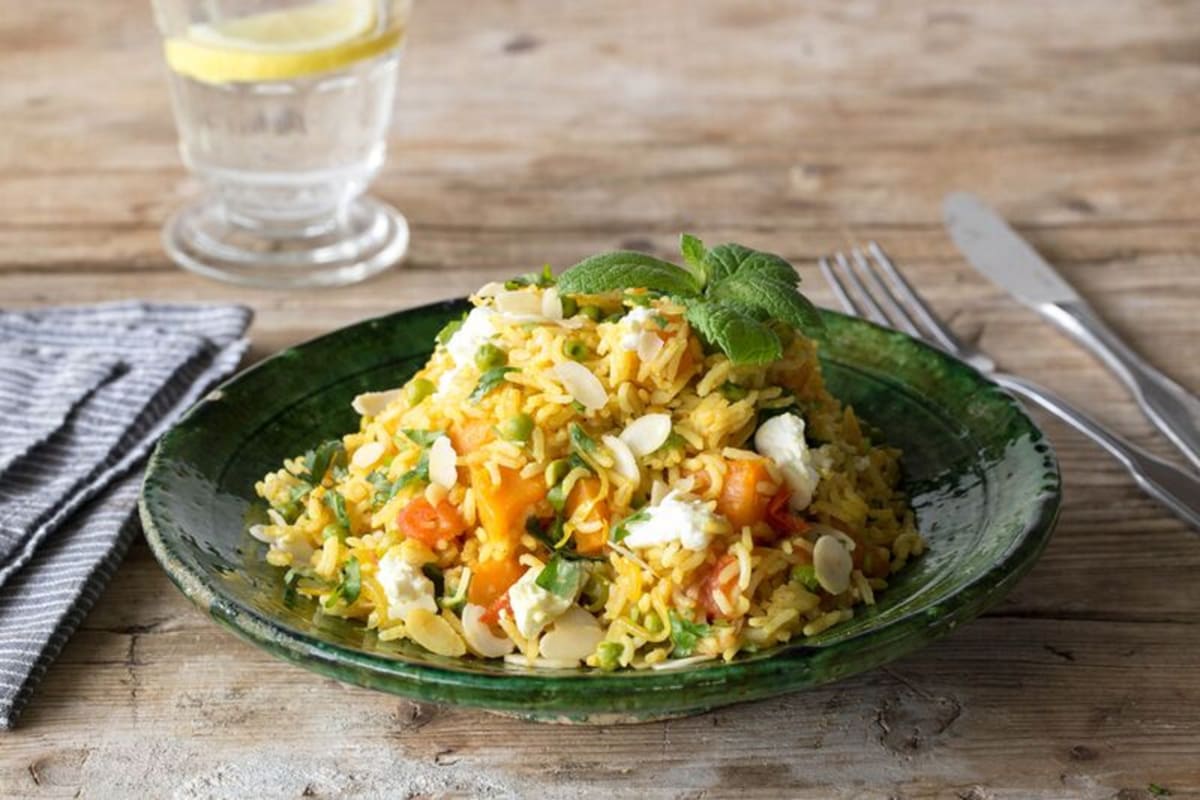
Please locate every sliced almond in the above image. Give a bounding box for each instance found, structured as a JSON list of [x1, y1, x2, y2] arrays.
[[351, 388, 403, 417], [428, 436, 459, 489], [541, 287, 564, 321], [494, 290, 543, 316], [553, 361, 608, 412], [405, 607, 467, 657], [619, 413, 672, 457], [636, 330, 664, 362], [350, 440, 385, 471], [248, 524, 272, 543], [539, 606, 605, 662], [461, 603, 516, 658], [474, 281, 506, 298], [813, 534, 853, 595], [602, 434, 640, 483]]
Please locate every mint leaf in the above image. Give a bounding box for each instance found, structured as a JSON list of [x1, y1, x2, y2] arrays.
[[305, 439, 345, 484], [709, 275, 824, 334], [569, 422, 597, 454], [684, 301, 781, 365], [669, 611, 710, 657], [702, 243, 798, 287], [557, 251, 702, 297], [679, 233, 708, 288], [324, 490, 351, 529], [470, 366, 517, 402]]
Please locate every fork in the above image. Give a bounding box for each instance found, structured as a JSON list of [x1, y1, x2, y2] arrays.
[[819, 242, 1200, 531]]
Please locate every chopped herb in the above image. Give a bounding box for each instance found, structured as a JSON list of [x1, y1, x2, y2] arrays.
[[324, 490, 350, 529], [791, 564, 820, 592], [273, 481, 314, 523], [305, 440, 345, 485], [367, 470, 393, 505], [570, 400, 587, 414], [331, 464, 349, 482], [383, 452, 430, 500], [422, 563, 445, 598], [402, 428, 442, 448], [611, 507, 650, 543], [525, 516, 602, 561], [469, 366, 517, 402], [435, 314, 466, 346], [656, 431, 687, 454], [324, 557, 361, 609], [566, 452, 593, 474], [719, 381, 749, 401], [544, 458, 571, 488], [474, 342, 507, 370], [405, 377, 435, 405], [322, 523, 346, 541], [651, 313, 670, 329], [569, 422, 597, 454], [535, 554, 584, 597], [282, 568, 300, 606], [581, 571, 610, 611], [439, 568, 471, 611], [505, 263, 556, 289], [669, 611, 710, 657]]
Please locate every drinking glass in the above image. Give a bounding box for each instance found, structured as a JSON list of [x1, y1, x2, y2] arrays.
[[152, 0, 412, 288]]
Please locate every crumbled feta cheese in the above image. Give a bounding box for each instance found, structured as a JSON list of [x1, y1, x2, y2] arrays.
[[623, 490, 720, 551], [754, 413, 821, 511], [508, 565, 582, 639], [619, 306, 656, 351], [437, 307, 498, 394], [250, 523, 313, 566], [376, 550, 438, 621]]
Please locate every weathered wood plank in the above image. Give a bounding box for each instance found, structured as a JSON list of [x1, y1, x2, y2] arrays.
[[2, 0, 1199, 796]]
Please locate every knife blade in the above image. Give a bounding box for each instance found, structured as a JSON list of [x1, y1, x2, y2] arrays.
[[942, 191, 1079, 305], [942, 191, 1200, 472]]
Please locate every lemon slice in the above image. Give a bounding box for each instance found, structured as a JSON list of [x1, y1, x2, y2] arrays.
[[164, 0, 404, 84]]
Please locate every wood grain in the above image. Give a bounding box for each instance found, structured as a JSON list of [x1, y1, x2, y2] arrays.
[[2, 0, 1199, 797]]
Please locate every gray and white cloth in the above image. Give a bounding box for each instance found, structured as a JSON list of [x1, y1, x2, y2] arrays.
[[0, 301, 252, 728]]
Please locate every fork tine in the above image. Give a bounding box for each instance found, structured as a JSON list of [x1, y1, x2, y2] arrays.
[[849, 248, 923, 339], [866, 242, 965, 354], [833, 252, 890, 326], [817, 256, 861, 317]]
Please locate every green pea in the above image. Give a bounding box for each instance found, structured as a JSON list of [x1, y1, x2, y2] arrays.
[[720, 381, 749, 402], [560, 295, 579, 318], [579, 304, 603, 322], [474, 343, 507, 370], [405, 378, 435, 406], [644, 612, 664, 634], [499, 412, 534, 443], [596, 641, 623, 671], [564, 339, 590, 361]]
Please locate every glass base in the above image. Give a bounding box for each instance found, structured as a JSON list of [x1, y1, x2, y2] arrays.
[[163, 195, 409, 289]]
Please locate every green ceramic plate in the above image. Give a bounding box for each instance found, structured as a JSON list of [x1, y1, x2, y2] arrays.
[[140, 301, 1060, 723]]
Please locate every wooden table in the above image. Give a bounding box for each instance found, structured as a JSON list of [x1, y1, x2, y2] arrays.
[[3, 1, 1199, 796]]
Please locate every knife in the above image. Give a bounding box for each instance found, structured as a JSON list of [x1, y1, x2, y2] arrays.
[[943, 191, 1200, 472]]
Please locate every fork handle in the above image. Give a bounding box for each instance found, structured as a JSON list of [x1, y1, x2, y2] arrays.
[[1041, 300, 1200, 471], [993, 372, 1200, 530]]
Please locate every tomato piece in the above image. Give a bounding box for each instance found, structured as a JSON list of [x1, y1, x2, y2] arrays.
[[565, 477, 609, 554], [480, 592, 513, 626], [468, 557, 524, 608], [717, 459, 773, 531], [699, 553, 739, 620], [396, 497, 467, 546], [765, 489, 808, 537]]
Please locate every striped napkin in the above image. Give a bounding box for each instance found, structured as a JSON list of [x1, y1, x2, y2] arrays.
[[0, 301, 252, 728]]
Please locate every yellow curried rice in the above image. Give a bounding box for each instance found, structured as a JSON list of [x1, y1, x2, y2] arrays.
[[251, 277, 923, 671]]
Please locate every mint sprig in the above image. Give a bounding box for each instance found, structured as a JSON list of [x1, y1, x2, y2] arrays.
[[555, 234, 821, 365]]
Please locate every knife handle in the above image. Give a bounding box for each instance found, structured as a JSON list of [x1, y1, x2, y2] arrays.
[[1040, 300, 1200, 472], [994, 372, 1200, 531]]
